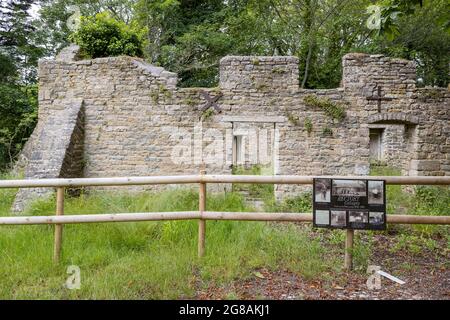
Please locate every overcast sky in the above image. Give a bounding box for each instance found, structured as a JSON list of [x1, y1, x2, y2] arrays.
[[29, 2, 41, 19]]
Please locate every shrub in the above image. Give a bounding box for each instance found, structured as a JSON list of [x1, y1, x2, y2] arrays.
[[69, 12, 143, 59]]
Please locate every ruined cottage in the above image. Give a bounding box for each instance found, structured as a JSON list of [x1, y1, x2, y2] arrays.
[[12, 45, 450, 211]]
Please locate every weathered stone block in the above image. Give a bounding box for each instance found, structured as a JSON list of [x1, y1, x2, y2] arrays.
[[410, 160, 441, 171]]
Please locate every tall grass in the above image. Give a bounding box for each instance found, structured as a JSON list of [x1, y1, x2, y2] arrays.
[[370, 165, 450, 236], [0, 173, 19, 214], [0, 167, 448, 299], [231, 165, 274, 201], [0, 186, 339, 299]]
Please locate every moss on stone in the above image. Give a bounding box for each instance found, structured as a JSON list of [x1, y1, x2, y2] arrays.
[[321, 127, 333, 136], [286, 112, 300, 126], [150, 91, 159, 104], [304, 117, 313, 135], [201, 108, 214, 121], [184, 97, 196, 107]]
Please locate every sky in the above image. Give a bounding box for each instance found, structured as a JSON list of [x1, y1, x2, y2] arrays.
[[29, 2, 41, 19]]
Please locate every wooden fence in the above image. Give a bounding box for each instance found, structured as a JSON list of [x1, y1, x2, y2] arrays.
[[1, 174, 449, 270]]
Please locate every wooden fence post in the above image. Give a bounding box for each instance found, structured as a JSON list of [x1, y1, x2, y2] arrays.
[[198, 169, 206, 258], [53, 187, 64, 263], [344, 229, 354, 271]]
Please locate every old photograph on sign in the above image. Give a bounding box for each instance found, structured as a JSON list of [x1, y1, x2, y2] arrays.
[[330, 210, 346, 228], [368, 180, 384, 204], [369, 212, 384, 224], [349, 210, 369, 223], [315, 210, 330, 226], [315, 178, 331, 203], [332, 179, 367, 197]]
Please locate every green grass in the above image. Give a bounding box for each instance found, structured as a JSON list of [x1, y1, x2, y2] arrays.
[[231, 165, 274, 201], [265, 191, 312, 213], [0, 183, 340, 299], [0, 172, 19, 214], [0, 167, 448, 299], [368, 165, 449, 264], [370, 165, 450, 236]]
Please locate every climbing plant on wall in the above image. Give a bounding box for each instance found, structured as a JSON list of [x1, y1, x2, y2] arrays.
[[303, 94, 345, 121]]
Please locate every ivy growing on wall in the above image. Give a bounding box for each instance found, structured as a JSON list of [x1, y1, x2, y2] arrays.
[[150, 91, 159, 104], [303, 94, 345, 121]]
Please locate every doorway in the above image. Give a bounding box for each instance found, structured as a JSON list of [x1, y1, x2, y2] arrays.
[[369, 128, 384, 161], [232, 122, 275, 173]]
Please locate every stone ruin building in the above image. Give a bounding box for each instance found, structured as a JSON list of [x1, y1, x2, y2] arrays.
[[12, 44, 450, 211]]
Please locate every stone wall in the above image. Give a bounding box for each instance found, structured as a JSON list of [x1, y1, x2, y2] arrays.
[[409, 88, 450, 176], [342, 53, 449, 177], [13, 47, 450, 211], [219, 56, 299, 92], [12, 99, 84, 211]]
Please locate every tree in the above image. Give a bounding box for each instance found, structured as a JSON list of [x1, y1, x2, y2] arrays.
[[375, 0, 423, 39], [134, 0, 233, 87], [69, 12, 143, 58], [36, 0, 447, 88], [262, 0, 371, 88], [35, 0, 137, 57], [364, 0, 449, 87], [0, 0, 39, 170]]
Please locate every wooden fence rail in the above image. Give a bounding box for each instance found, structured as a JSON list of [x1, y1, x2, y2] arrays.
[[1, 211, 449, 225], [1, 174, 449, 270], [1, 175, 449, 188]]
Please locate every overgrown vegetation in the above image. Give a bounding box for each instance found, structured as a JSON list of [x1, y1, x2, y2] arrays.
[[231, 165, 274, 201], [370, 165, 449, 251], [201, 108, 215, 121], [303, 95, 345, 121], [370, 165, 450, 220], [0, 84, 37, 171], [266, 192, 312, 213], [321, 127, 333, 136], [304, 117, 313, 135], [286, 112, 300, 126]]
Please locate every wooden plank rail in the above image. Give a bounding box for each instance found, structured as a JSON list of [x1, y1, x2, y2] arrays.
[[1, 173, 449, 269], [0, 211, 200, 225], [1, 211, 449, 225], [1, 175, 449, 188]]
